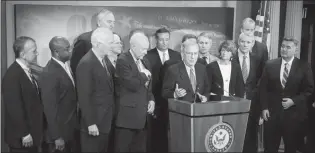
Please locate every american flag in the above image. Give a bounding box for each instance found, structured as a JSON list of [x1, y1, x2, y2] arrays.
[[254, 0, 271, 52]]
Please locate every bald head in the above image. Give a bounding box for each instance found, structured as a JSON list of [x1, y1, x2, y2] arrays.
[[96, 9, 115, 31], [130, 32, 149, 60], [49, 36, 71, 62]]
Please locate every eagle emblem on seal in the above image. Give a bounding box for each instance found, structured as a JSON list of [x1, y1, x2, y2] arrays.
[[205, 122, 234, 152]]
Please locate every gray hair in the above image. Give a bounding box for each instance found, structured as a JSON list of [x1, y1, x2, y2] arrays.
[[91, 27, 113, 47]]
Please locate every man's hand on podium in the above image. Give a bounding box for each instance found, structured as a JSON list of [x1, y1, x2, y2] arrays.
[[174, 83, 186, 98], [196, 92, 207, 103], [262, 109, 270, 121]]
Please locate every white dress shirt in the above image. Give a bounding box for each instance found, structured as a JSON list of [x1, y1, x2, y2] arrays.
[[218, 62, 232, 96], [238, 49, 250, 76], [157, 48, 170, 64], [280, 57, 294, 83], [130, 50, 147, 72], [52, 57, 75, 86]]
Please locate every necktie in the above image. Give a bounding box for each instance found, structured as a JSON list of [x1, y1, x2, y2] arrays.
[[202, 56, 207, 63], [102, 58, 111, 77], [242, 55, 248, 82], [162, 52, 166, 64], [29, 70, 39, 95], [282, 63, 289, 88], [136, 60, 142, 72], [189, 68, 196, 92]]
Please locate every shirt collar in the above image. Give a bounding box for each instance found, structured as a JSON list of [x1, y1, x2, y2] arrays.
[[157, 48, 169, 55], [52, 57, 66, 68], [238, 49, 250, 57], [129, 49, 139, 63], [199, 52, 210, 58], [282, 56, 294, 66], [92, 48, 104, 63], [16, 58, 30, 72]]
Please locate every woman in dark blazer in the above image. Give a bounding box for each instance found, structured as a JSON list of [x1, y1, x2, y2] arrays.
[[206, 40, 244, 98]]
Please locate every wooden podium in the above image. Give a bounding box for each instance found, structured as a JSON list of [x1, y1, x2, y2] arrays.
[[168, 96, 251, 152]]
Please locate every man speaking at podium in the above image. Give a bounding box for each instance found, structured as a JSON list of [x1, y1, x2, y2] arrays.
[[162, 41, 210, 103]]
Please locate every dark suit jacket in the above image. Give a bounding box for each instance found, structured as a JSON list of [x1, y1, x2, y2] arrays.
[[162, 61, 210, 102], [76, 50, 114, 134], [70, 31, 93, 78], [260, 58, 314, 122], [115, 51, 154, 129], [2, 62, 43, 148], [206, 61, 244, 98], [39, 59, 77, 142], [144, 48, 181, 114], [252, 41, 269, 78]]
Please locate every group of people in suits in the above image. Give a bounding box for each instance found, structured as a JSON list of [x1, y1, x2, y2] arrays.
[[2, 8, 315, 153]]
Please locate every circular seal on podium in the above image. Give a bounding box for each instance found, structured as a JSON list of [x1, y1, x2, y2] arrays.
[[204, 118, 234, 152]]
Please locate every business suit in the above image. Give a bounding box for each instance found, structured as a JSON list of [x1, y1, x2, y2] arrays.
[[2, 61, 43, 152], [39, 59, 77, 152], [114, 51, 154, 152], [70, 31, 92, 78], [162, 61, 210, 102], [76, 50, 115, 152], [260, 58, 314, 153], [206, 61, 244, 98], [234, 51, 263, 152], [252, 41, 269, 78], [144, 48, 181, 152], [306, 56, 315, 152]]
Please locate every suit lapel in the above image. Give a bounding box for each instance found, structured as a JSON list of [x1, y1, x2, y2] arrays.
[[274, 58, 283, 89], [178, 62, 193, 92], [50, 59, 75, 89], [153, 48, 163, 66], [246, 53, 256, 83], [214, 62, 224, 87], [90, 51, 113, 90], [126, 51, 140, 73], [230, 62, 237, 92]]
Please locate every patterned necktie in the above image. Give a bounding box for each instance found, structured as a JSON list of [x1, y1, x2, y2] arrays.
[[136, 60, 142, 71], [102, 58, 111, 77], [190, 67, 196, 92], [242, 55, 248, 82], [281, 63, 289, 88], [202, 56, 207, 63], [29, 70, 39, 95]]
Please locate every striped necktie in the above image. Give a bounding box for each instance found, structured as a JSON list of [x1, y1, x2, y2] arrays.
[[281, 63, 289, 88]]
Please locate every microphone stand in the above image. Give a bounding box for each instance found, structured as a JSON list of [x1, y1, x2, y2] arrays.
[[214, 83, 237, 101]]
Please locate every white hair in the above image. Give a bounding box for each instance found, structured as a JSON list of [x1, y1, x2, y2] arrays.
[[238, 32, 255, 42], [242, 17, 256, 27], [91, 27, 113, 47], [129, 32, 148, 46], [96, 9, 113, 23]]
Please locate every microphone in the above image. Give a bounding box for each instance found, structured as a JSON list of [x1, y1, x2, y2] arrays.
[[214, 83, 237, 101], [193, 84, 200, 103]]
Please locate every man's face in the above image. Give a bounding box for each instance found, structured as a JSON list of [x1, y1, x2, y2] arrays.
[[241, 23, 255, 36], [57, 40, 72, 62], [99, 13, 115, 31], [238, 35, 254, 54], [183, 45, 199, 67], [111, 34, 123, 54], [132, 38, 149, 60], [198, 36, 212, 54], [22, 40, 38, 63], [156, 32, 170, 51], [99, 34, 114, 56], [280, 40, 296, 59]]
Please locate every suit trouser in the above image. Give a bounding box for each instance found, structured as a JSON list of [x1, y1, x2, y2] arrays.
[[114, 127, 147, 152], [41, 142, 72, 153], [243, 97, 259, 153], [151, 106, 169, 153], [306, 115, 315, 152], [80, 131, 109, 152], [9, 146, 38, 152], [264, 113, 300, 153]]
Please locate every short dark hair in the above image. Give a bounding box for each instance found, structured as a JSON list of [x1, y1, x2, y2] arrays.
[[154, 28, 170, 39], [181, 34, 197, 43], [218, 40, 237, 58], [282, 36, 299, 47], [13, 36, 35, 58]]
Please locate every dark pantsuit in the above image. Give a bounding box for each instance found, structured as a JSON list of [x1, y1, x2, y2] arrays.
[[264, 114, 300, 153], [80, 132, 109, 152], [115, 127, 147, 152]]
